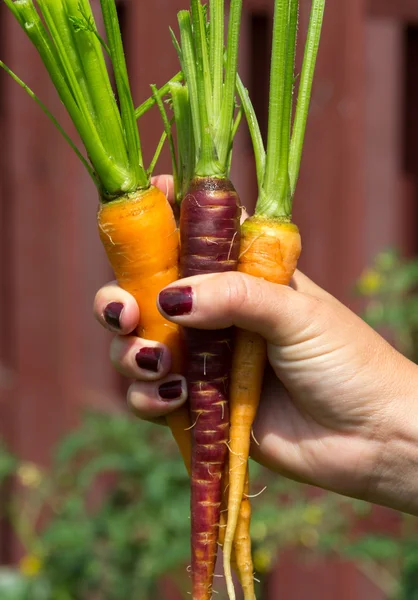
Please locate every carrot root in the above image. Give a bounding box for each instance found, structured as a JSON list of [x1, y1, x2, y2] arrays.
[[98, 186, 192, 470], [180, 177, 241, 599], [224, 216, 302, 599]]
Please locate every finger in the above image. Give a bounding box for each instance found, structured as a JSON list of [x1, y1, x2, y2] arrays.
[[290, 270, 339, 303], [157, 272, 328, 346], [127, 376, 188, 420], [240, 206, 249, 224], [94, 281, 140, 334], [151, 175, 175, 205], [110, 335, 171, 381]]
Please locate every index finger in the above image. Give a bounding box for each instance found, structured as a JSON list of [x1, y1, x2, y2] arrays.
[[151, 175, 175, 206]]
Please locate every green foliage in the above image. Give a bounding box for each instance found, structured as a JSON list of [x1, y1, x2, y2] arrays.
[[0, 411, 372, 599], [357, 249, 418, 362], [0, 442, 18, 484], [0, 413, 192, 599]]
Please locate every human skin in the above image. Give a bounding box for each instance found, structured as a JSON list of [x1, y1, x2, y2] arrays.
[[94, 176, 418, 516]]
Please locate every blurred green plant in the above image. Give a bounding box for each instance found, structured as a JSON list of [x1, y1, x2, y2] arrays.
[[357, 249, 418, 362], [0, 413, 192, 599], [0, 411, 369, 600]]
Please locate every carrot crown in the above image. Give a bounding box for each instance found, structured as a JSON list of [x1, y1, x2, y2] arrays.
[[169, 0, 243, 180], [1, 0, 172, 199], [239, 0, 326, 219]]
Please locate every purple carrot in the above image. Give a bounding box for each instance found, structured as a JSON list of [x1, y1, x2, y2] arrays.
[[180, 176, 241, 600]]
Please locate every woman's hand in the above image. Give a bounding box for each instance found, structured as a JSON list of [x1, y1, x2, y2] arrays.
[[93, 175, 418, 515]]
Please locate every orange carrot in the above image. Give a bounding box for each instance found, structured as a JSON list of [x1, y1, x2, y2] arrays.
[[224, 219, 301, 599], [232, 469, 252, 594], [3, 0, 193, 473], [224, 0, 325, 595], [98, 187, 192, 471]]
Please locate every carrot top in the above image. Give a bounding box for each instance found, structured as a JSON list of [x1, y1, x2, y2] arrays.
[[238, 0, 326, 219], [169, 0, 243, 179], [1, 0, 176, 199]]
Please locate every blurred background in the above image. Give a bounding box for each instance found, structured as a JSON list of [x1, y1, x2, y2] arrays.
[[0, 0, 417, 598]]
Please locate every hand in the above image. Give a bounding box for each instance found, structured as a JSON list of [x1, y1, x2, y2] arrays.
[[94, 176, 418, 514]]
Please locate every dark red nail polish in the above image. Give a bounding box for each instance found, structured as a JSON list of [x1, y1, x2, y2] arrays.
[[135, 347, 162, 373], [159, 286, 193, 316], [159, 380, 183, 401], [104, 302, 124, 330]]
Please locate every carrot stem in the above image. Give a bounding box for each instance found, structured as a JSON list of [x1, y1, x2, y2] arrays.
[[6, 0, 147, 196], [178, 10, 202, 162], [191, 0, 213, 131], [151, 84, 179, 198], [189, 0, 221, 176], [227, 106, 243, 173], [99, 0, 147, 188], [134, 72, 183, 120], [236, 75, 266, 190], [210, 0, 224, 119], [215, 0, 242, 167], [147, 130, 168, 179], [69, 1, 111, 54], [170, 82, 196, 199], [262, 0, 290, 215], [289, 0, 326, 195], [69, 0, 127, 164], [277, 0, 299, 216], [0, 58, 98, 186]]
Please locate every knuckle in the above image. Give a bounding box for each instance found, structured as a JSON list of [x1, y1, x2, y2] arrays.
[[224, 272, 255, 317]]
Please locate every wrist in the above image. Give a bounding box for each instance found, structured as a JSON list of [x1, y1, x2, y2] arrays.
[[367, 354, 418, 514]]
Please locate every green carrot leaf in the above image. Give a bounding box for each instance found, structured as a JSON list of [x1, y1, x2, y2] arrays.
[[178, 10, 202, 161], [99, 0, 147, 188], [170, 82, 195, 198], [262, 0, 290, 208], [69, 1, 111, 54], [215, 0, 242, 167], [0, 58, 99, 186], [236, 75, 266, 191], [277, 0, 299, 214], [7, 0, 129, 193], [289, 0, 325, 196], [151, 84, 179, 199], [134, 72, 183, 120], [209, 0, 224, 119], [147, 129, 168, 181]]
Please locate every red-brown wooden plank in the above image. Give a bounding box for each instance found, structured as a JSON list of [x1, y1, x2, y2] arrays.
[[3, 13, 84, 466], [364, 20, 405, 261], [267, 552, 385, 600], [369, 0, 418, 20], [291, 0, 367, 306]]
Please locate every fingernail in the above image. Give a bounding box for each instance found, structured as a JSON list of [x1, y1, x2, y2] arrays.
[[159, 286, 193, 317], [103, 302, 124, 330], [135, 347, 162, 373], [159, 380, 183, 401]]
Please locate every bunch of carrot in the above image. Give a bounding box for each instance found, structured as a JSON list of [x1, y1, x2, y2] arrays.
[[2, 0, 325, 598]]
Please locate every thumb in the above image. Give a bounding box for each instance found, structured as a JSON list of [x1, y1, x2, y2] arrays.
[[157, 272, 324, 346]]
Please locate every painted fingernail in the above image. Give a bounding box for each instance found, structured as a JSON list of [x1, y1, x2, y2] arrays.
[[135, 347, 162, 373], [103, 302, 124, 330], [159, 286, 193, 317], [159, 380, 183, 401]]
